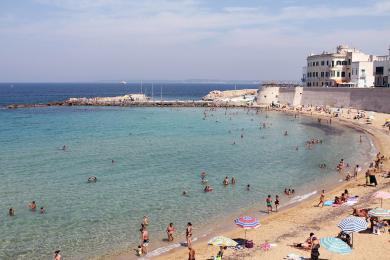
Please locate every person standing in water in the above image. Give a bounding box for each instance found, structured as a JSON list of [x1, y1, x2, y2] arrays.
[[54, 250, 61, 260], [266, 195, 273, 214], [231, 176, 236, 184], [166, 223, 176, 242], [29, 201, 37, 211], [142, 216, 149, 227], [223, 176, 229, 186], [275, 195, 280, 212], [9, 208, 15, 216], [186, 222, 193, 247]]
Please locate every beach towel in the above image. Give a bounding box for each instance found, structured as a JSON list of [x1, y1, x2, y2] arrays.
[[345, 196, 359, 206], [323, 200, 333, 206], [286, 253, 304, 260]]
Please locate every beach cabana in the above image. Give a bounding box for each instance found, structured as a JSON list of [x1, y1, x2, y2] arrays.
[[373, 191, 390, 207], [337, 216, 368, 248], [320, 237, 352, 255]]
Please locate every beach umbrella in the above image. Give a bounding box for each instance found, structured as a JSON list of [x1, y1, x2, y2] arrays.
[[234, 216, 260, 242], [368, 208, 390, 219], [208, 236, 238, 247], [373, 191, 390, 207], [320, 237, 352, 255], [338, 216, 368, 248]]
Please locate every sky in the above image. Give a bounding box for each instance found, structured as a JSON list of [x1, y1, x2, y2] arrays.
[[0, 0, 390, 82]]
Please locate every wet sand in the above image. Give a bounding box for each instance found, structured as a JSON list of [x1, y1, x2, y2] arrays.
[[150, 109, 390, 260]]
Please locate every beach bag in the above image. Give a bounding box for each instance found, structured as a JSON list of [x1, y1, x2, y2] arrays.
[[245, 240, 254, 248]]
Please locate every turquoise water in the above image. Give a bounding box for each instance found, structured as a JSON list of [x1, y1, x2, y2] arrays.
[[0, 107, 372, 259]]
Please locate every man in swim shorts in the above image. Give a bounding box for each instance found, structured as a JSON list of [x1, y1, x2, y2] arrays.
[[266, 195, 273, 213]]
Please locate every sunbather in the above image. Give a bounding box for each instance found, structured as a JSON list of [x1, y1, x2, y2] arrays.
[[293, 232, 315, 250]]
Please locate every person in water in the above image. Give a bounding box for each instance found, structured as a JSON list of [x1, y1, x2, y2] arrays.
[[246, 184, 250, 191], [166, 223, 176, 241], [140, 224, 149, 255], [40, 207, 45, 214], [54, 250, 61, 260], [284, 130, 288, 136], [143, 216, 149, 227], [186, 222, 193, 248], [275, 195, 280, 212], [9, 207, 15, 216], [266, 195, 273, 214], [201, 171, 206, 180], [182, 191, 188, 196], [231, 176, 236, 184], [29, 201, 37, 211], [223, 176, 229, 186]]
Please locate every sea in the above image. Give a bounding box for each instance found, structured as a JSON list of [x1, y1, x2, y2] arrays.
[[0, 83, 375, 259]]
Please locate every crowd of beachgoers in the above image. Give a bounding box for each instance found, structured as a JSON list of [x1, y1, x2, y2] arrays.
[[4, 105, 390, 260]]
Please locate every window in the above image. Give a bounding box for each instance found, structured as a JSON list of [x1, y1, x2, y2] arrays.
[[361, 69, 365, 73], [326, 61, 329, 66], [376, 67, 384, 75], [331, 71, 335, 77], [316, 61, 319, 66], [321, 82, 324, 86], [337, 71, 340, 77], [316, 72, 318, 77], [348, 59, 351, 65], [348, 73, 351, 78], [341, 71, 346, 77], [321, 61, 325, 66], [342, 61, 347, 65], [332, 61, 334, 67], [321, 72, 324, 77], [325, 72, 329, 77], [337, 61, 341, 65]]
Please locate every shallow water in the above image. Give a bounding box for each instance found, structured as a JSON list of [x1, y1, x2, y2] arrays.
[[0, 107, 372, 259]]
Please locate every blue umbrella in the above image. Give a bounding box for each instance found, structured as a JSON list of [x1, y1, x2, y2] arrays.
[[320, 237, 352, 255]]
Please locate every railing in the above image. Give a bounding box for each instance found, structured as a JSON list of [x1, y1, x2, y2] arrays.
[[376, 56, 390, 62]]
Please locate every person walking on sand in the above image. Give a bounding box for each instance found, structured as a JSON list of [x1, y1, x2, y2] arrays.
[[188, 247, 195, 260], [317, 190, 325, 207], [166, 223, 176, 241], [186, 222, 193, 247], [266, 195, 273, 214], [353, 165, 361, 179], [275, 195, 280, 212]]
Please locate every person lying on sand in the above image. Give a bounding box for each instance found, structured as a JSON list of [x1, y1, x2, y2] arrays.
[[293, 232, 315, 250]]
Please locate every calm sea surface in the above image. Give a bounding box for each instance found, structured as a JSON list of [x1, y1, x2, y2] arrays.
[[0, 84, 374, 259]]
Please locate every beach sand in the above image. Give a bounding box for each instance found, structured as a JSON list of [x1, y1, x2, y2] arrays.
[[149, 109, 390, 260]]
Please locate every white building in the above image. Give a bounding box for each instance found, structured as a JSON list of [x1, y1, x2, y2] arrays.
[[303, 45, 376, 88], [374, 47, 390, 87]]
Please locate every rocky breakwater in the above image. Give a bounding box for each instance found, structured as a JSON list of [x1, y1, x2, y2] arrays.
[[66, 94, 149, 106], [202, 89, 258, 106]]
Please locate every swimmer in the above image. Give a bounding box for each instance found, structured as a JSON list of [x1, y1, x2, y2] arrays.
[[61, 145, 66, 151], [284, 130, 288, 136], [9, 207, 15, 216], [241, 133, 243, 139], [29, 201, 37, 211], [40, 207, 45, 214], [201, 171, 206, 180], [87, 176, 97, 183], [295, 146, 299, 151], [246, 184, 250, 191], [231, 176, 236, 184], [54, 250, 62, 260], [182, 191, 188, 196], [223, 176, 229, 186], [112, 159, 115, 164]]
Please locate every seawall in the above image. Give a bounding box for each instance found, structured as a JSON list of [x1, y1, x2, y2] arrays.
[[257, 87, 390, 113]]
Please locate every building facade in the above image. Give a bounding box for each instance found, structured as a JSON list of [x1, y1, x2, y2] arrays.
[[374, 47, 390, 87], [303, 45, 376, 88]]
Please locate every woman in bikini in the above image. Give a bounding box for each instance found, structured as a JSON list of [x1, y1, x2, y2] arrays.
[[186, 222, 193, 248], [166, 223, 175, 241]]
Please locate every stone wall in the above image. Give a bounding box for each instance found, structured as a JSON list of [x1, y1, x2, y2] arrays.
[[257, 87, 390, 113]]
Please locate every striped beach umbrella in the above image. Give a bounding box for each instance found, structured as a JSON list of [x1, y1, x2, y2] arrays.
[[373, 191, 390, 207], [368, 208, 390, 219], [338, 216, 367, 248], [234, 216, 260, 229], [320, 237, 352, 255], [234, 216, 260, 242], [208, 236, 238, 247], [338, 216, 368, 233]]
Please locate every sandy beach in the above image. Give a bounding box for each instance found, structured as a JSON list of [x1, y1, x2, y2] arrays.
[[147, 108, 390, 260]]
